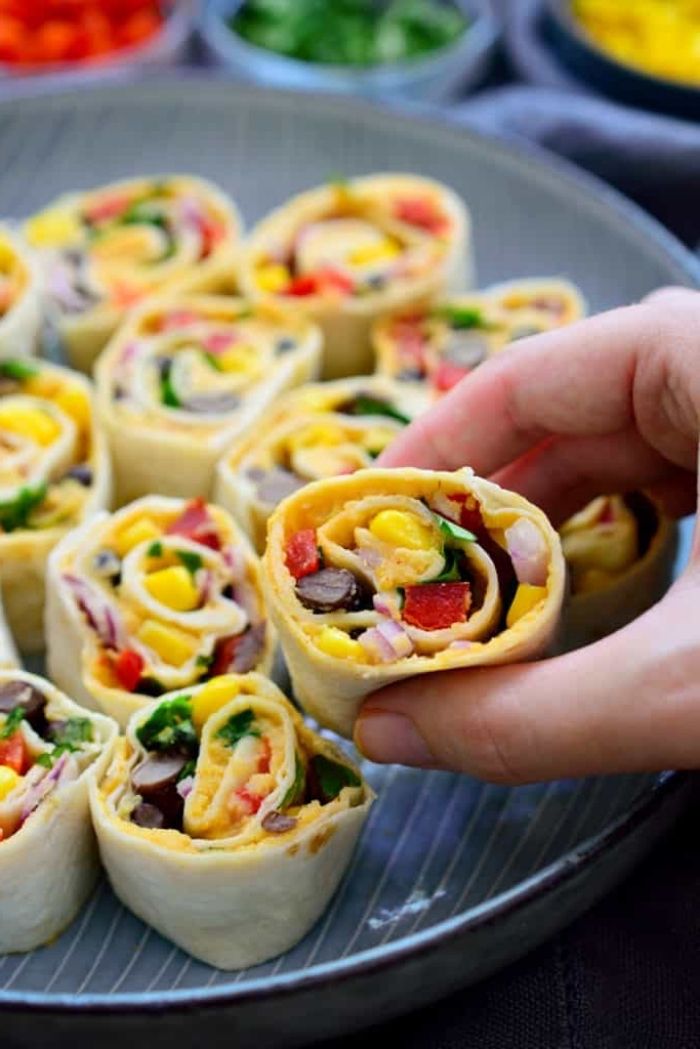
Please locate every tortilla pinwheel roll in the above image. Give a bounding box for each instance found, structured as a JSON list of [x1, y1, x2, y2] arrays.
[[24, 175, 242, 372], [0, 670, 117, 953], [46, 496, 274, 729], [373, 278, 587, 398], [0, 227, 42, 360], [263, 468, 566, 738], [560, 494, 677, 651], [0, 358, 111, 653], [215, 376, 429, 554], [91, 672, 373, 969], [95, 294, 322, 505], [240, 174, 472, 380]]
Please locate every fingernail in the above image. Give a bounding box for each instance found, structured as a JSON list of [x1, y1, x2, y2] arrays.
[[355, 711, 435, 767]]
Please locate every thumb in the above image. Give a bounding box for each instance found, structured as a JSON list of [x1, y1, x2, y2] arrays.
[[354, 572, 700, 784]]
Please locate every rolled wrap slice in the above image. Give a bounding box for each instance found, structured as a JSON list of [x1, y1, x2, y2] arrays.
[[240, 174, 472, 379], [0, 670, 117, 953], [91, 672, 373, 969], [373, 278, 587, 398], [95, 294, 322, 504], [0, 358, 111, 652], [24, 175, 242, 372], [263, 467, 566, 737], [215, 375, 429, 553], [46, 496, 274, 729], [560, 493, 677, 651], [0, 227, 42, 360]]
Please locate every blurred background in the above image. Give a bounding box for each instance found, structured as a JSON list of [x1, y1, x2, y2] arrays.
[[0, 1, 697, 241]]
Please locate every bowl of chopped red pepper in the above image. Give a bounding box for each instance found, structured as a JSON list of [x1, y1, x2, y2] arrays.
[[0, 0, 191, 80]]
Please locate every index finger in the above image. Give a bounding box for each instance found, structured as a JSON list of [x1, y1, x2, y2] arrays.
[[378, 301, 652, 475]]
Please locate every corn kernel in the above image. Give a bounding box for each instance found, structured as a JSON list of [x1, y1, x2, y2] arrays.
[[349, 240, 400, 266], [315, 626, 367, 663], [137, 619, 198, 667], [192, 675, 241, 730], [53, 386, 91, 432], [369, 509, 437, 551], [145, 566, 200, 612], [0, 405, 60, 446], [289, 423, 343, 451], [25, 210, 83, 248], [256, 263, 290, 294], [114, 517, 161, 557], [217, 344, 258, 375], [506, 584, 547, 628], [0, 765, 21, 802], [0, 239, 15, 270]]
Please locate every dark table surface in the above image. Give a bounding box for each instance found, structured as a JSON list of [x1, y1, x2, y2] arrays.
[[323, 786, 700, 1049]]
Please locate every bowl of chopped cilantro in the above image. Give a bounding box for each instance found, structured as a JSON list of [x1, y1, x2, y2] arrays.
[[200, 0, 498, 103]]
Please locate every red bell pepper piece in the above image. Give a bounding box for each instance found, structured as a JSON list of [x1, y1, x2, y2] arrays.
[[285, 529, 320, 580], [166, 498, 221, 551], [286, 274, 319, 297], [114, 649, 144, 692], [433, 360, 469, 393], [0, 732, 28, 775], [394, 197, 448, 235], [450, 494, 484, 534], [257, 737, 272, 775], [403, 582, 471, 631], [233, 786, 263, 815], [317, 268, 354, 295], [83, 194, 132, 226]]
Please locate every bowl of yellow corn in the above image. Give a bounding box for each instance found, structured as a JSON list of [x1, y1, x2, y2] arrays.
[[544, 0, 700, 119]]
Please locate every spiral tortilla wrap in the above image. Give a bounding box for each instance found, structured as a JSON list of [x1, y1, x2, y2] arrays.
[[559, 494, 678, 651], [263, 467, 565, 737], [24, 175, 242, 372], [240, 174, 472, 379], [90, 672, 373, 969], [96, 293, 322, 505], [0, 227, 42, 360], [0, 359, 111, 652], [215, 375, 429, 553], [46, 496, 274, 729], [373, 278, 587, 399], [0, 670, 117, 953]]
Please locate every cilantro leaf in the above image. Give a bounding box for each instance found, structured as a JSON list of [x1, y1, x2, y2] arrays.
[[0, 359, 39, 382], [147, 541, 163, 558], [281, 753, 306, 808], [136, 694, 197, 755], [435, 514, 477, 544], [160, 368, 181, 409], [216, 708, 260, 748], [176, 550, 203, 575], [49, 717, 93, 747], [0, 706, 24, 740], [341, 395, 410, 425], [436, 305, 491, 330], [0, 483, 48, 532], [311, 754, 361, 803]]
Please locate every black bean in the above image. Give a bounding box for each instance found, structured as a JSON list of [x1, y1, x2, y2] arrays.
[[254, 467, 305, 507], [261, 811, 298, 834], [93, 549, 122, 582], [132, 752, 187, 797], [0, 681, 47, 735], [443, 330, 490, 370], [231, 623, 267, 674], [182, 392, 241, 414], [295, 568, 367, 613], [63, 464, 93, 487], [275, 338, 296, 354], [131, 802, 166, 829], [135, 678, 167, 698]]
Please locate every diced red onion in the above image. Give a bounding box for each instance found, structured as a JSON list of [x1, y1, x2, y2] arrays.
[[221, 545, 245, 581], [357, 547, 381, 571], [449, 640, 472, 650], [197, 569, 215, 605], [119, 341, 140, 366], [64, 575, 126, 651], [203, 331, 237, 354], [359, 620, 414, 663], [373, 593, 392, 616], [176, 776, 194, 800], [504, 520, 549, 586]]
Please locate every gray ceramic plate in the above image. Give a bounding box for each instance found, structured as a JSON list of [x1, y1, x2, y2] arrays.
[[1, 79, 699, 1049]]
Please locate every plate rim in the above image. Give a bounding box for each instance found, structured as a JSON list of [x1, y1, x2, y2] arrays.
[[0, 77, 697, 1013]]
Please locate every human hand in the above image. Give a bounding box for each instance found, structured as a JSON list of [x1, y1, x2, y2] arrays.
[[354, 288, 700, 783]]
